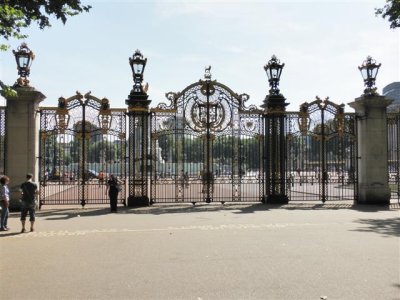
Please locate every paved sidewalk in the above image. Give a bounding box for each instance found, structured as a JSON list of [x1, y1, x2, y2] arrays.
[[1, 203, 399, 300]]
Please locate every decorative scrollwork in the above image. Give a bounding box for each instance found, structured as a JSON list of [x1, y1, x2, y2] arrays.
[[298, 102, 310, 136]]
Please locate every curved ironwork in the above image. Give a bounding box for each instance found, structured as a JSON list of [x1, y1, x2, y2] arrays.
[[39, 92, 126, 208], [151, 76, 263, 204], [286, 97, 357, 202]]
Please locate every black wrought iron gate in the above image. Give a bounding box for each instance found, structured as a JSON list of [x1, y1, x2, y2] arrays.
[[39, 92, 126, 207], [286, 97, 357, 202], [37, 88, 359, 206], [150, 74, 263, 203], [388, 112, 400, 201]]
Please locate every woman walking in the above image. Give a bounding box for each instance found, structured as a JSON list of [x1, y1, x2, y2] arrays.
[[106, 174, 121, 213], [0, 175, 10, 231]]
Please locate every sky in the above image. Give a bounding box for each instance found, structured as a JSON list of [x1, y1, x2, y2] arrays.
[[0, 0, 399, 111]]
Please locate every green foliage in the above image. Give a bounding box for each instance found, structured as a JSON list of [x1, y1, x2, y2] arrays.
[[0, 0, 91, 50], [376, 0, 400, 29], [0, 80, 17, 97]]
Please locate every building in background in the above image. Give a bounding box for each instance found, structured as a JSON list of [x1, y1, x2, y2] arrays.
[[383, 82, 400, 112]]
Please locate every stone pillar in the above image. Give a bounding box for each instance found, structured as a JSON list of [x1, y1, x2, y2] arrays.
[[349, 95, 392, 205], [4, 86, 45, 209]]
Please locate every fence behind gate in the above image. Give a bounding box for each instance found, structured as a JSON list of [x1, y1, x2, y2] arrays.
[[388, 112, 400, 201]]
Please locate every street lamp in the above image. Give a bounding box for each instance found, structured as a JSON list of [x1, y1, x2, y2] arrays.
[[129, 49, 147, 94], [13, 42, 35, 87], [358, 56, 381, 96], [264, 55, 284, 95]]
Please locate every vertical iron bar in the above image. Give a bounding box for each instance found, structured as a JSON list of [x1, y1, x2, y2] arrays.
[[81, 102, 86, 207], [321, 107, 326, 203]]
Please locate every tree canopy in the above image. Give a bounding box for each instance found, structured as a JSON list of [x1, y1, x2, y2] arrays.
[[0, 0, 91, 50], [376, 0, 400, 29]]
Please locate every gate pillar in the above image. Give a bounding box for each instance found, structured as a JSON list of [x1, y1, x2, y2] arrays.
[[262, 55, 289, 204], [126, 50, 151, 206], [4, 87, 45, 209], [3, 44, 45, 209], [349, 95, 392, 205]]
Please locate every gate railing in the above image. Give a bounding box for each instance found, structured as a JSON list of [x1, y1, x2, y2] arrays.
[[388, 111, 400, 201], [34, 88, 363, 206], [285, 98, 357, 202], [149, 79, 263, 204], [38, 92, 127, 207]]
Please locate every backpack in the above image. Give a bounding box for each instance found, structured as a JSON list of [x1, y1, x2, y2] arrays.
[[21, 182, 37, 208]]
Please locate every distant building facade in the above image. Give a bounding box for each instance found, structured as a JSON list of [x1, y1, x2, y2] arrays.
[[383, 82, 400, 112]]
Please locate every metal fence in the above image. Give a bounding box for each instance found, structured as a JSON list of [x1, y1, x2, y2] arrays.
[[150, 80, 263, 204], [286, 98, 357, 202], [38, 92, 126, 207], [388, 112, 399, 201]]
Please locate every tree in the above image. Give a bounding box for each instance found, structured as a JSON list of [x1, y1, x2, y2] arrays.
[[0, 1, 91, 97], [0, 0, 91, 50], [376, 0, 400, 29]]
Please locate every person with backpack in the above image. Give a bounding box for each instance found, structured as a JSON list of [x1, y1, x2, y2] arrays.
[[106, 174, 121, 213], [20, 173, 39, 233]]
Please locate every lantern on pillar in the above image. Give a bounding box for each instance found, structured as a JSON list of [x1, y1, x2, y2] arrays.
[[129, 49, 147, 94], [264, 55, 284, 95], [358, 56, 381, 96], [13, 43, 35, 87]]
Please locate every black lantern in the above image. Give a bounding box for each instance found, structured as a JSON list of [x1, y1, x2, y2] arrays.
[[13, 43, 35, 86], [358, 56, 381, 95], [264, 55, 284, 95], [129, 49, 147, 94]]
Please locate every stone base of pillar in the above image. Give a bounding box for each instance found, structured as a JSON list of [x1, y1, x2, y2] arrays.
[[264, 194, 289, 204], [127, 195, 150, 207], [358, 185, 391, 205]]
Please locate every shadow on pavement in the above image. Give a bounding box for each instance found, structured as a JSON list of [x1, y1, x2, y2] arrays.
[[351, 217, 400, 238], [31, 202, 400, 220], [0, 231, 24, 238]]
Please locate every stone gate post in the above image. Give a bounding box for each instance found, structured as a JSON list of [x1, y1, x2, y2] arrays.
[[4, 86, 45, 209], [3, 43, 45, 209], [349, 95, 392, 205]]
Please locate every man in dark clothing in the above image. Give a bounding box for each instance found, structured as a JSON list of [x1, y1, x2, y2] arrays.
[[106, 174, 120, 213], [20, 173, 38, 233]]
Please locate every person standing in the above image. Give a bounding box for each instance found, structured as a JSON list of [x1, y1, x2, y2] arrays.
[[106, 174, 120, 213], [0, 175, 10, 231], [20, 173, 38, 233], [98, 170, 105, 186]]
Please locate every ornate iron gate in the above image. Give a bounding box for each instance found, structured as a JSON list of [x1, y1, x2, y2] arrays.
[[39, 92, 126, 207], [286, 97, 357, 202], [388, 112, 400, 201], [150, 73, 263, 204]]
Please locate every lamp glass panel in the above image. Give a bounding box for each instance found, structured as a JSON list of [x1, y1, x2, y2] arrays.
[[371, 67, 379, 78], [360, 68, 368, 80], [133, 63, 144, 75], [271, 68, 279, 78], [265, 68, 272, 80], [19, 55, 29, 67]]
